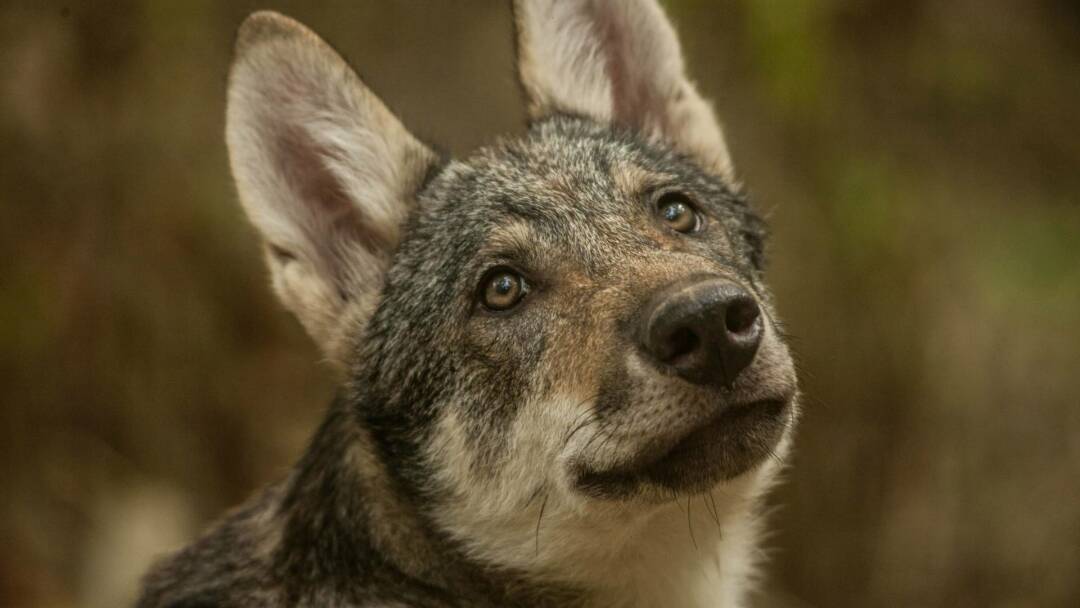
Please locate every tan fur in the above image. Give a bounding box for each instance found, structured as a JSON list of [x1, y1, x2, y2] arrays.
[[342, 427, 448, 584], [609, 161, 673, 199]]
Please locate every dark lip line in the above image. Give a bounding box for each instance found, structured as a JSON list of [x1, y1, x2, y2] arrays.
[[580, 396, 790, 481], [644, 397, 787, 471]]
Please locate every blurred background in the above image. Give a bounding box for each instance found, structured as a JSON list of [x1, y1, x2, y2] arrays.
[[2, 1, 1078, 606]]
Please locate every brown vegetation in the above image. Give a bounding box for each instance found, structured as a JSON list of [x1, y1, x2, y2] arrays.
[[1, 1, 1078, 606]]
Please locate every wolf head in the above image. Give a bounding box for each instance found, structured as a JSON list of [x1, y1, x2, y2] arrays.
[[226, 0, 797, 599]]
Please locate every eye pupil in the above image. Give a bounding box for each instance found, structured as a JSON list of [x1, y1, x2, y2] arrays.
[[495, 275, 513, 294], [663, 202, 686, 222], [658, 193, 700, 233]]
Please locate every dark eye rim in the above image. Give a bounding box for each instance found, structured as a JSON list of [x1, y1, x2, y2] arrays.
[[654, 190, 705, 233], [476, 265, 530, 313]]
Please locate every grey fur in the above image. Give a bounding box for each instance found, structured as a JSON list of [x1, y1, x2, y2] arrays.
[[138, 3, 799, 607]]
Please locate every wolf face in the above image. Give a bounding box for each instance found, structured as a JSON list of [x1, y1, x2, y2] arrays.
[[366, 119, 799, 601], [201, 1, 798, 605]]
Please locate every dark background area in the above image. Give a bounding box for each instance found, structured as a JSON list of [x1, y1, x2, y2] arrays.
[[2, 1, 1079, 606]]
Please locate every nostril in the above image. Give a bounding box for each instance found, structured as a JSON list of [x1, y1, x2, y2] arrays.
[[664, 327, 700, 362], [638, 278, 763, 387], [725, 297, 760, 335]]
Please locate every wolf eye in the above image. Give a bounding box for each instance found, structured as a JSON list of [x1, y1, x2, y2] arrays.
[[657, 192, 702, 233], [480, 267, 528, 311]]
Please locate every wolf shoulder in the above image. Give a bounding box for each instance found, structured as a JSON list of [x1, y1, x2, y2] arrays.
[[135, 483, 287, 607], [135, 481, 454, 608]]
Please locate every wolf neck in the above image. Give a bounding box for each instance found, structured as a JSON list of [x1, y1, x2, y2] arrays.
[[579, 495, 765, 608], [451, 475, 771, 608]]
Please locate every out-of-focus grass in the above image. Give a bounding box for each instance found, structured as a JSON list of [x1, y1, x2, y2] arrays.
[[742, 0, 833, 120], [1, 1, 1078, 607]]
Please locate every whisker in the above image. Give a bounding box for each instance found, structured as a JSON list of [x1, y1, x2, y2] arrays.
[[562, 410, 599, 449], [704, 491, 721, 530], [523, 483, 545, 509], [580, 416, 615, 458], [687, 497, 697, 550], [561, 395, 601, 445], [765, 442, 787, 469], [534, 493, 549, 557], [589, 426, 619, 465]]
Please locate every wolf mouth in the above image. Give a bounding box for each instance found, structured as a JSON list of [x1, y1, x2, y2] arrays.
[[575, 398, 790, 498]]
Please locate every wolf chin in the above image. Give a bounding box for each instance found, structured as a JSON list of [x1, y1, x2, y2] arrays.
[[138, 1, 800, 606]]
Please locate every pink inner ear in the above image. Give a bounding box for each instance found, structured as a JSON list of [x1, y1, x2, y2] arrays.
[[256, 61, 365, 238], [276, 125, 357, 228], [251, 59, 404, 258], [588, 3, 674, 135], [596, 10, 655, 131], [270, 124, 392, 289]]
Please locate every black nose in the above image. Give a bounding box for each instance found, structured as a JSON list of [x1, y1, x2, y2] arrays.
[[639, 277, 763, 387]]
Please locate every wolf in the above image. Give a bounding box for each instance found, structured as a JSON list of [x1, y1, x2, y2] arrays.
[[137, 1, 799, 606]]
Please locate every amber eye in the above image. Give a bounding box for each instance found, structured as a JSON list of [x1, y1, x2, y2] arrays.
[[657, 192, 702, 233], [480, 267, 528, 311]]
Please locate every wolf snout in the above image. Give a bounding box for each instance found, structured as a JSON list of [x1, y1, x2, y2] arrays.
[[639, 277, 763, 387]]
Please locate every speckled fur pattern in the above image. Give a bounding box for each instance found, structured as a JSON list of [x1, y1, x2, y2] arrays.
[[138, 3, 799, 607]]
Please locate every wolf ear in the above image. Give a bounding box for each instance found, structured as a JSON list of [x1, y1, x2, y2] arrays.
[[226, 11, 437, 365], [513, 0, 734, 180]]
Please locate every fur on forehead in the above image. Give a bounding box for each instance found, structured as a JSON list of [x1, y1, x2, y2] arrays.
[[352, 117, 767, 412], [401, 117, 762, 278], [419, 117, 742, 220]]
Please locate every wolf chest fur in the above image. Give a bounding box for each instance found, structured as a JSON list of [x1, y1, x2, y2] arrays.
[[138, 1, 800, 607]]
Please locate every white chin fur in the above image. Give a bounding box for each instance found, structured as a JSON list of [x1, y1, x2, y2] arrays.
[[427, 399, 795, 608]]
